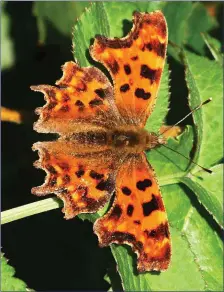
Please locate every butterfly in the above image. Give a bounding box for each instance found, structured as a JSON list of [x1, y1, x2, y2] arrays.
[[31, 10, 171, 272]]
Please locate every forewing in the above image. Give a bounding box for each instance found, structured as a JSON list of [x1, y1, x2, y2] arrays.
[[31, 61, 119, 134], [94, 152, 171, 272], [91, 11, 168, 127], [32, 141, 115, 219]]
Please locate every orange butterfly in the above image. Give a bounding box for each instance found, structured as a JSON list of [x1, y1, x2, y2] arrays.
[[31, 11, 171, 272]]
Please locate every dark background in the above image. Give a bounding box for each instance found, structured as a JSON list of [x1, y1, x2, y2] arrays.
[[1, 2, 222, 291], [2, 2, 113, 290]]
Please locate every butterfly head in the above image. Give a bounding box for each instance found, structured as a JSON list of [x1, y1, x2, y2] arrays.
[[145, 132, 166, 151]]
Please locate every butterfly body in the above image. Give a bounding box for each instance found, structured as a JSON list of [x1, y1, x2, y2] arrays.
[[108, 127, 165, 153], [72, 127, 163, 152], [31, 10, 171, 272]]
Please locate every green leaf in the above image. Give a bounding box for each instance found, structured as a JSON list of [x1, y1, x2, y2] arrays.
[[181, 164, 223, 228], [202, 33, 223, 65], [163, 2, 216, 60], [1, 2, 15, 70], [1, 254, 28, 291], [181, 200, 223, 291], [162, 2, 192, 60], [184, 2, 217, 54], [33, 2, 89, 44], [163, 2, 192, 46], [184, 50, 223, 169], [73, 2, 110, 67], [165, 185, 223, 292]]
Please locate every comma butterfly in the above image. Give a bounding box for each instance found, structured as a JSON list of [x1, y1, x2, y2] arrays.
[[31, 11, 171, 272]]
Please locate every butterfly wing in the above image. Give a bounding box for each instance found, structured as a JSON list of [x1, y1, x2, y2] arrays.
[[94, 152, 171, 272], [32, 141, 115, 219], [91, 11, 168, 127], [31, 61, 119, 134]]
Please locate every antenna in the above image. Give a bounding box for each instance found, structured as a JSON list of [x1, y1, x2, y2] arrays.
[[160, 98, 212, 137], [160, 144, 212, 174], [159, 98, 213, 174]]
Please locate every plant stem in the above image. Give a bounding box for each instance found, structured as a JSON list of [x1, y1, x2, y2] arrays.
[[159, 175, 181, 186], [1, 198, 62, 225], [1, 176, 182, 225]]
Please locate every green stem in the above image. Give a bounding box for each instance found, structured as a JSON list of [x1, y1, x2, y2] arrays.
[[159, 175, 182, 186], [1, 198, 62, 225], [1, 176, 183, 225]]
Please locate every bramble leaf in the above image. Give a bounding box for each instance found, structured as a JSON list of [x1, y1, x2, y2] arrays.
[[184, 2, 217, 54], [181, 165, 223, 227], [33, 2, 89, 44], [184, 51, 223, 169], [1, 254, 29, 292], [202, 33, 222, 65]]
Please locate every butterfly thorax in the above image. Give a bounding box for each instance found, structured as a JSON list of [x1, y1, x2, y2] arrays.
[[108, 127, 166, 153]]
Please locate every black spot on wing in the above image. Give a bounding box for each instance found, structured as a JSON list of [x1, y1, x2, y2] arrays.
[[127, 205, 134, 217], [145, 40, 166, 57], [89, 170, 104, 180], [136, 179, 152, 191], [89, 98, 104, 107], [121, 186, 131, 196], [124, 64, 131, 75], [96, 177, 114, 192], [142, 194, 162, 216], [75, 167, 85, 178], [95, 88, 106, 99], [140, 65, 161, 83], [120, 84, 130, 92], [96, 180, 107, 191], [135, 88, 151, 100], [75, 100, 85, 110]]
